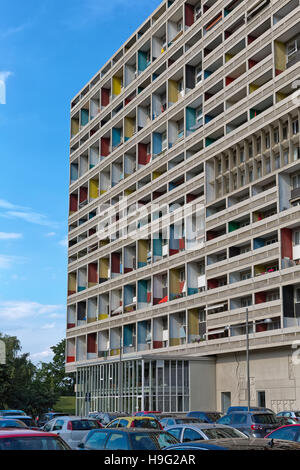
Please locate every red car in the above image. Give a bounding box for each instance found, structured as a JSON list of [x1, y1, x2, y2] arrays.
[[265, 424, 300, 442], [0, 429, 71, 450]]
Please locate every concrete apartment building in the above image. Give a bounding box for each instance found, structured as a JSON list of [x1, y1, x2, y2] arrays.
[[66, 0, 300, 416]]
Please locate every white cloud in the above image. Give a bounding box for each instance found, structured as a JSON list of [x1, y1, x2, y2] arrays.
[[45, 232, 56, 237], [5, 210, 59, 228], [0, 232, 22, 240], [0, 72, 12, 105], [59, 236, 68, 247], [0, 255, 25, 269], [0, 300, 63, 321], [41, 323, 56, 330], [0, 199, 26, 210], [30, 349, 54, 361], [0, 23, 31, 40]]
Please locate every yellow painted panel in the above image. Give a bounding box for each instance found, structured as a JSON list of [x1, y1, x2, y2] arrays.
[[98, 313, 109, 321], [100, 258, 109, 278], [152, 171, 161, 179], [170, 269, 180, 294], [110, 348, 120, 356], [274, 40, 286, 72], [112, 76, 122, 96], [225, 53, 233, 62], [89, 179, 99, 199], [249, 83, 259, 94], [125, 188, 134, 195], [71, 118, 79, 136], [100, 189, 107, 195], [254, 265, 265, 275], [170, 338, 180, 346], [125, 117, 134, 138], [88, 282, 97, 289], [87, 317, 97, 324], [276, 92, 287, 102], [188, 309, 199, 336], [68, 273, 76, 291], [138, 240, 148, 263], [168, 80, 179, 103]]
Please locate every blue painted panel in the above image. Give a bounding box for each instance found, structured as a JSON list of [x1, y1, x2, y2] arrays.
[[153, 132, 162, 155]]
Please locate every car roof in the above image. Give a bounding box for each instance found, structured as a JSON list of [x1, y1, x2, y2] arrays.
[[228, 410, 273, 415], [0, 429, 60, 438], [203, 437, 300, 450], [165, 423, 233, 430], [1, 415, 32, 419], [89, 428, 165, 434]]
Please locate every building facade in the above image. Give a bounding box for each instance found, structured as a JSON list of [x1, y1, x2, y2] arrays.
[[66, 0, 300, 416]]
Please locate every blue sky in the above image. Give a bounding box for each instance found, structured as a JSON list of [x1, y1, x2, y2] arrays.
[[0, 0, 161, 362]]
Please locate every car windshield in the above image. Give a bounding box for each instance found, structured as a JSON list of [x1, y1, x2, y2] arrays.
[[17, 418, 35, 427], [203, 427, 244, 439], [0, 436, 69, 450], [130, 433, 178, 450], [295, 412, 300, 417], [133, 419, 160, 429], [252, 414, 277, 424], [0, 420, 27, 428], [71, 420, 101, 430]]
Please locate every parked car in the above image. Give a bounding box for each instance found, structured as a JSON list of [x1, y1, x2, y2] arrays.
[[164, 441, 227, 451], [42, 416, 102, 449], [134, 411, 161, 416], [88, 412, 129, 426], [186, 411, 223, 423], [227, 406, 274, 414], [165, 423, 247, 442], [203, 437, 300, 450], [77, 428, 178, 450], [106, 416, 163, 430], [217, 411, 279, 438], [0, 419, 29, 429], [0, 429, 71, 450], [2, 415, 38, 429], [37, 412, 69, 428], [0, 410, 26, 417], [265, 424, 300, 442], [276, 411, 300, 423], [275, 416, 298, 426], [160, 417, 204, 428]]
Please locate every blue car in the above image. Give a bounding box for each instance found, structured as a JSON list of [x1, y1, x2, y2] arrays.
[[186, 412, 223, 423], [0, 410, 26, 417], [164, 441, 227, 451]]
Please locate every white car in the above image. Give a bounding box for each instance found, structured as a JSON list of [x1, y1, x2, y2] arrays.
[[42, 416, 102, 449]]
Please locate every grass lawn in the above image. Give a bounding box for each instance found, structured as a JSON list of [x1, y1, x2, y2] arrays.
[[54, 396, 76, 415]]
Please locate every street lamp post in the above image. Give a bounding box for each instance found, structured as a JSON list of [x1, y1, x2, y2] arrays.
[[245, 307, 250, 412], [119, 336, 122, 413]]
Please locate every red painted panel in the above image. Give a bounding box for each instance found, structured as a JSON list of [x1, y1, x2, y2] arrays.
[[79, 186, 88, 203], [138, 143, 148, 165], [67, 323, 76, 329], [124, 267, 133, 274], [67, 356, 75, 363], [101, 137, 110, 156], [153, 341, 163, 349], [281, 228, 293, 260], [179, 238, 185, 250], [187, 194, 197, 203], [147, 292, 151, 303], [208, 279, 218, 290], [68, 290, 76, 296], [248, 59, 257, 69], [88, 263, 98, 283], [111, 253, 121, 273], [226, 76, 235, 86], [101, 88, 110, 107], [255, 292, 266, 304], [185, 3, 194, 26], [170, 248, 179, 256], [248, 35, 256, 44], [69, 194, 78, 213], [207, 231, 216, 241], [256, 323, 267, 332], [87, 334, 97, 353]]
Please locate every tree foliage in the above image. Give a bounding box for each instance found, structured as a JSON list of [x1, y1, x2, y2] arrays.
[[0, 334, 74, 416]]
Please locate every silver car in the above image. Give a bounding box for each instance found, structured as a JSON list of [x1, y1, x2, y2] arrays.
[[42, 416, 102, 449], [276, 411, 300, 423], [165, 423, 247, 442]]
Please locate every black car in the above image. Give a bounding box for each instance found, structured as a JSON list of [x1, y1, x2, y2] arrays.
[[77, 428, 178, 450], [217, 411, 279, 438]]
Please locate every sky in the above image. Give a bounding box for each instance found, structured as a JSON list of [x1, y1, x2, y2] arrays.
[[0, 0, 161, 363]]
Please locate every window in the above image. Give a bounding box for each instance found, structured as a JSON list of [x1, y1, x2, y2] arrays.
[[177, 21, 183, 32], [241, 296, 252, 307], [265, 133, 270, 148], [295, 231, 300, 246], [86, 431, 109, 450], [107, 419, 119, 428], [183, 428, 203, 442], [293, 120, 299, 135], [241, 272, 251, 281], [118, 419, 129, 428], [105, 433, 129, 450], [53, 419, 64, 431], [268, 427, 300, 441], [266, 291, 279, 302], [257, 390, 266, 408], [196, 106, 203, 126], [296, 288, 300, 303], [167, 428, 182, 440], [232, 413, 247, 424], [195, 65, 202, 83], [287, 39, 297, 57], [292, 174, 300, 189], [162, 132, 167, 150]]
